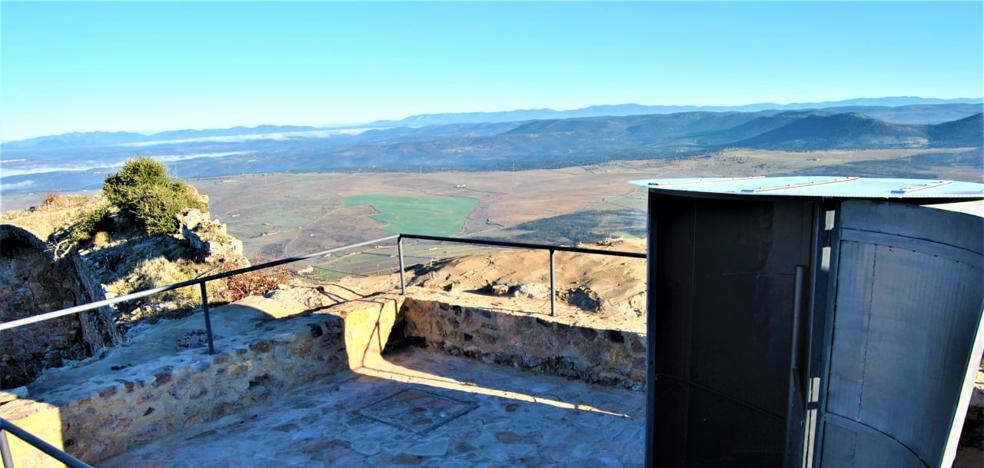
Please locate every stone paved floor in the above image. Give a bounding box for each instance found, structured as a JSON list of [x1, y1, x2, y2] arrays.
[[102, 347, 645, 467]]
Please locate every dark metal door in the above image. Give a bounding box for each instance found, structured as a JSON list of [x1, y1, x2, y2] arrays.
[[815, 201, 984, 467], [647, 194, 818, 467]]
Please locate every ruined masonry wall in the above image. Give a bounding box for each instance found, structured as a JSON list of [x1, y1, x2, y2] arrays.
[[1, 314, 348, 464], [0, 295, 402, 465], [0, 225, 90, 388], [402, 297, 646, 390]]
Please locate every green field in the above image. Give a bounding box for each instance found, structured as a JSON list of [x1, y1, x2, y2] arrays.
[[343, 194, 478, 236]]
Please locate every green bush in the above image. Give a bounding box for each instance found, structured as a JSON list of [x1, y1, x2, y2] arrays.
[[103, 157, 169, 203], [103, 158, 205, 236], [66, 203, 112, 245]]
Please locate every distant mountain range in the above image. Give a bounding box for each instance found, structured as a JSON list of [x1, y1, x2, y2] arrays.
[[327, 111, 981, 165], [1, 97, 981, 194], [371, 97, 982, 127], [4, 97, 981, 151]]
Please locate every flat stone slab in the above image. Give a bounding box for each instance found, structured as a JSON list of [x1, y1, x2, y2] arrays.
[[102, 348, 646, 467], [356, 388, 477, 434]]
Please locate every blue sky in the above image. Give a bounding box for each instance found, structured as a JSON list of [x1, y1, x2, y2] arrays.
[[2, 1, 982, 140]]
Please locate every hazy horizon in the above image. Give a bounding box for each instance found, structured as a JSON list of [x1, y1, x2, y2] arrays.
[[2, 95, 982, 143], [2, 2, 982, 141]]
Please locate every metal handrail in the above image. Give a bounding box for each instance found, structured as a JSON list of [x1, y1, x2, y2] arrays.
[[397, 233, 646, 316], [0, 235, 398, 333], [0, 233, 646, 353], [398, 234, 647, 259], [0, 418, 92, 468]]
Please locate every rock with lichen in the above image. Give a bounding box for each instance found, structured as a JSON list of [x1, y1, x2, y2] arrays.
[[179, 208, 244, 263]]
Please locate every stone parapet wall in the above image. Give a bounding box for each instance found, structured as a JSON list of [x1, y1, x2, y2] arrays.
[[0, 294, 403, 465], [2, 312, 347, 463], [401, 297, 646, 390]]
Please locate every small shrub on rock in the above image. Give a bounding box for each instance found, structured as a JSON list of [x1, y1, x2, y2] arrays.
[[64, 203, 112, 247], [103, 158, 169, 198], [103, 158, 206, 236]]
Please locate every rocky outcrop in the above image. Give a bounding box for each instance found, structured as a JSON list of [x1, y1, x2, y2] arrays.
[[0, 196, 249, 389], [179, 209, 244, 262], [75, 207, 248, 321]]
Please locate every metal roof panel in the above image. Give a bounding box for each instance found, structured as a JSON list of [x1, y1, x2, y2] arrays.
[[631, 176, 984, 200]]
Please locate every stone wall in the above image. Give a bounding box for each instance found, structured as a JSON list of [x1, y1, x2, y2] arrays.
[[401, 297, 646, 390], [0, 225, 90, 388], [0, 295, 402, 464], [67, 250, 124, 352]]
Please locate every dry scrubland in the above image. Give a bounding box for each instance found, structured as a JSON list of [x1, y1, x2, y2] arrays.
[[185, 148, 975, 258]]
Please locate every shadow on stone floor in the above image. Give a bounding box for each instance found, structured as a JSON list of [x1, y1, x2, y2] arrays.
[[100, 347, 647, 467]]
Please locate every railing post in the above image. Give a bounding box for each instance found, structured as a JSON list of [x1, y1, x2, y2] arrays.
[[549, 248, 556, 316], [0, 427, 14, 468], [199, 282, 214, 355], [398, 236, 406, 295]]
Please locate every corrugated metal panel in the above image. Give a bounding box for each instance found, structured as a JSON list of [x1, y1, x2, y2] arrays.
[[632, 177, 984, 200], [817, 201, 984, 467]]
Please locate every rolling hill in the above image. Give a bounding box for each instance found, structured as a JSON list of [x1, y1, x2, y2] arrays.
[[732, 113, 926, 150], [927, 113, 984, 147], [338, 110, 982, 164], [733, 112, 982, 150]]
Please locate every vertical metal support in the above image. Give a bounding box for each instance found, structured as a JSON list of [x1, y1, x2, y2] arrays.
[[785, 265, 808, 467], [549, 249, 556, 316], [398, 236, 406, 295], [811, 202, 841, 467], [199, 282, 214, 355], [797, 202, 833, 468], [0, 427, 14, 468], [644, 192, 658, 468]]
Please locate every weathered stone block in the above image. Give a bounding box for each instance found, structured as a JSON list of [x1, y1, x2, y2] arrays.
[[0, 399, 65, 468]]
